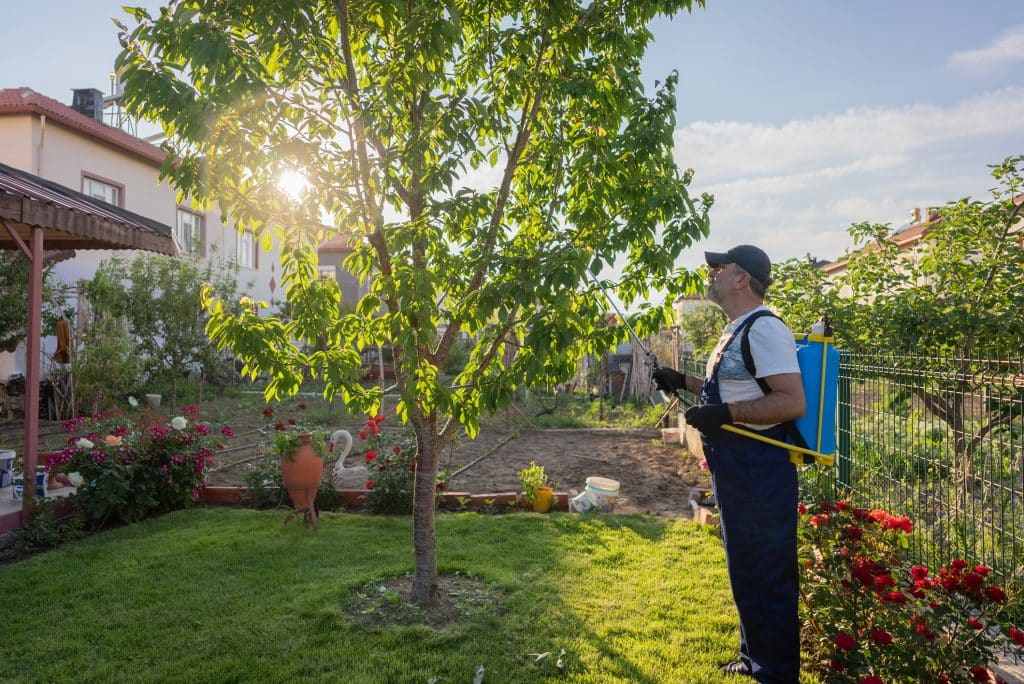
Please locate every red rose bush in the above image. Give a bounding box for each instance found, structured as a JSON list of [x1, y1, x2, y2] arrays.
[[799, 500, 1022, 682]]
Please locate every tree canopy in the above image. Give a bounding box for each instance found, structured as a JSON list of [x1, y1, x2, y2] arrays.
[[117, 0, 710, 603]]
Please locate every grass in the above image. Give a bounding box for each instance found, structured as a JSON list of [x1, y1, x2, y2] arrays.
[[0, 508, 793, 683]]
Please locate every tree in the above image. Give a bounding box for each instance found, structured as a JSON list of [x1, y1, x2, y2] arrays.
[[117, 0, 710, 604], [676, 300, 726, 358], [80, 253, 243, 408], [769, 156, 1024, 490], [0, 252, 70, 353]]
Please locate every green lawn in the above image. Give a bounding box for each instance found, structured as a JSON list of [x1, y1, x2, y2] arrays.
[[0, 508, 808, 683]]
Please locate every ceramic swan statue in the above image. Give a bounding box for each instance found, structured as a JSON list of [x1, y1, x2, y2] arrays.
[[329, 429, 368, 487]]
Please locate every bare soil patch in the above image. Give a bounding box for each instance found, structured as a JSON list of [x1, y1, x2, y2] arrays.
[[342, 572, 506, 630]]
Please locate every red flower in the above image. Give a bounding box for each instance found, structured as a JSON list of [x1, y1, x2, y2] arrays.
[[968, 618, 984, 630], [963, 572, 985, 590], [364, 450, 377, 463], [836, 500, 850, 511], [359, 430, 368, 441], [938, 677, 950, 683], [870, 629, 893, 646], [941, 576, 960, 592], [951, 558, 969, 572], [262, 406, 274, 417], [274, 422, 286, 431], [373, 414, 385, 423], [392, 445, 401, 454], [910, 565, 929, 580], [834, 632, 856, 650], [859, 677, 883, 684], [365, 479, 375, 490], [220, 426, 234, 437], [970, 666, 991, 682], [810, 514, 829, 527], [287, 418, 297, 425], [298, 402, 306, 411], [883, 591, 907, 604], [436, 481, 446, 491], [984, 585, 1007, 602], [974, 565, 991, 576], [798, 503, 808, 514], [1009, 627, 1024, 646], [830, 659, 845, 672]]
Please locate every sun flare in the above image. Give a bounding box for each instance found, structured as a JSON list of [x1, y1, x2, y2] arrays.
[[278, 169, 310, 201]]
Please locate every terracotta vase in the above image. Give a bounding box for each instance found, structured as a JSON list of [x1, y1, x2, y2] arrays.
[[279, 433, 322, 527]]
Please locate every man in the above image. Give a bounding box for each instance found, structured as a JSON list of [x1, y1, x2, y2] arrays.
[[653, 245, 805, 683]]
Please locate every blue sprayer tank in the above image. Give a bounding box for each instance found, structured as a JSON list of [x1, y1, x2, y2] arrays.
[[793, 324, 840, 456]]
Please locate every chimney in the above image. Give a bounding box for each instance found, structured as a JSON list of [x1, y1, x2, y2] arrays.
[[71, 88, 105, 122], [913, 207, 921, 224]]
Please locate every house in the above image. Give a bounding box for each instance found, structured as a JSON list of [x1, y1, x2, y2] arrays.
[[819, 207, 940, 279], [0, 86, 291, 378]]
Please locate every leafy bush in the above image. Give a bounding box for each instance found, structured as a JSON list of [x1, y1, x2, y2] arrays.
[[799, 500, 1024, 682], [14, 497, 85, 556], [352, 414, 442, 515], [46, 407, 232, 525], [72, 315, 143, 414]]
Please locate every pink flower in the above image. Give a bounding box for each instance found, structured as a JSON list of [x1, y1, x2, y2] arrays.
[[810, 514, 829, 527], [835, 632, 856, 650], [220, 426, 234, 437]]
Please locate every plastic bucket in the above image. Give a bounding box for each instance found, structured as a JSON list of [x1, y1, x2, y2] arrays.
[[584, 476, 619, 513], [0, 449, 14, 488]]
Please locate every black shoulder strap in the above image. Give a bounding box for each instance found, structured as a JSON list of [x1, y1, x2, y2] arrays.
[[739, 310, 779, 395], [739, 310, 810, 453]]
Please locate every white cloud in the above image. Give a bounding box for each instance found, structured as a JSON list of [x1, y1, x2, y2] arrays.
[[949, 24, 1024, 71], [671, 88, 1024, 267]]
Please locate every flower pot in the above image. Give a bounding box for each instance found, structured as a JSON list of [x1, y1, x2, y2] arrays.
[[531, 486, 554, 513], [279, 433, 322, 527]]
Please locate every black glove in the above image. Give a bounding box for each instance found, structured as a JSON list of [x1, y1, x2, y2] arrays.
[[651, 366, 686, 395], [684, 403, 733, 436]]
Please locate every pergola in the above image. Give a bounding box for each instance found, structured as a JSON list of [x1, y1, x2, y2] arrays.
[[0, 161, 176, 522]]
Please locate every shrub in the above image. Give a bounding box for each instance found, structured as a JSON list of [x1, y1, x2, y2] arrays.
[[46, 406, 231, 526], [353, 414, 442, 515], [799, 500, 1024, 682]]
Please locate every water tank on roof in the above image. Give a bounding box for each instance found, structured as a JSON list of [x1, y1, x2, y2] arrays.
[[71, 88, 104, 122]]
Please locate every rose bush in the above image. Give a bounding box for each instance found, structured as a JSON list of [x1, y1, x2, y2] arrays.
[[799, 500, 1023, 682], [47, 405, 230, 525], [351, 414, 444, 515]]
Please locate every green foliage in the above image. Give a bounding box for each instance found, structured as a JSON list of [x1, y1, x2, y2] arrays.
[[0, 252, 70, 353], [517, 460, 549, 504], [47, 408, 230, 525], [79, 253, 243, 407], [771, 155, 1024, 355], [799, 499, 1023, 682], [71, 315, 143, 414], [14, 497, 85, 556], [676, 301, 727, 357], [356, 415, 424, 515]]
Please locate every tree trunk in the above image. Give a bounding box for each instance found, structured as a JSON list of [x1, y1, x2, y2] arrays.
[[410, 420, 439, 606]]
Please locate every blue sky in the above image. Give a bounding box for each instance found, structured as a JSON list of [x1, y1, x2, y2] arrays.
[[6, 1, 1023, 270]]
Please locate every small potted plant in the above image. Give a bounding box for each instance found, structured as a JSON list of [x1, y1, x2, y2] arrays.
[[518, 460, 554, 513]]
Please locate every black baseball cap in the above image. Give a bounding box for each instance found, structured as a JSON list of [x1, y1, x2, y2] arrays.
[[705, 244, 773, 287]]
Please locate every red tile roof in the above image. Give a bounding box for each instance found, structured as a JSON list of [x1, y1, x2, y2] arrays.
[[0, 87, 165, 165]]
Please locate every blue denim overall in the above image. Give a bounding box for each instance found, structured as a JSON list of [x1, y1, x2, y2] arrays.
[[701, 318, 799, 683]]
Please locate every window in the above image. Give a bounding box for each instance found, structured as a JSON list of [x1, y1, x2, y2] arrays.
[[176, 208, 203, 255], [236, 230, 256, 268], [82, 175, 122, 206]]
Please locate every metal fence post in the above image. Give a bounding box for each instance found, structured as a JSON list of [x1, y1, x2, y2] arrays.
[[837, 350, 852, 494]]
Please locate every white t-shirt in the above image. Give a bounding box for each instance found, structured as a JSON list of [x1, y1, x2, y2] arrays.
[[704, 305, 800, 429]]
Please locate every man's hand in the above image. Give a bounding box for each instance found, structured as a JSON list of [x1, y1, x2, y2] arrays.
[[684, 403, 733, 436], [651, 366, 686, 395]]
